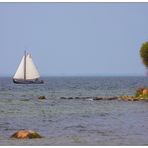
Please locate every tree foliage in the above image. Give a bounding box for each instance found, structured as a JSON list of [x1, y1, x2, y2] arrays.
[[140, 42, 148, 68]]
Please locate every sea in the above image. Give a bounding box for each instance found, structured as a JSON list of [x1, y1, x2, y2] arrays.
[[0, 76, 148, 146]]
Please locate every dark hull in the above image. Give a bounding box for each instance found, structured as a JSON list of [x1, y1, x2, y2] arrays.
[[13, 79, 44, 84]]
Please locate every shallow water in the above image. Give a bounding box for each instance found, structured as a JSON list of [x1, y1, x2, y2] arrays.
[[0, 76, 148, 145]]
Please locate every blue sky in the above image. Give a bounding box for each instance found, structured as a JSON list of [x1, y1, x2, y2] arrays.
[[0, 3, 148, 76]]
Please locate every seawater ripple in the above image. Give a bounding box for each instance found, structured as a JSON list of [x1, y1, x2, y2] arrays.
[[0, 76, 148, 145]]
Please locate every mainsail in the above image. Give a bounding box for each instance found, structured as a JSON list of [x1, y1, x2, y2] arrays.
[[13, 53, 40, 80]]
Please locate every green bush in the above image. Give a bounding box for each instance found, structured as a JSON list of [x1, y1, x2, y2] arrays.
[[140, 42, 148, 68]]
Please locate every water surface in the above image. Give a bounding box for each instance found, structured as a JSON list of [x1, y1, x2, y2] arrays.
[[0, 76, 148, 145]]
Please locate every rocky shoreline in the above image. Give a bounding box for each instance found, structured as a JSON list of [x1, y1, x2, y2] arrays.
[[60, 96, 148, 101], [59, 87, 148, 102]]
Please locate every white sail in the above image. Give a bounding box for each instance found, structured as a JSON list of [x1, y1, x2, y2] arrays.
[[26, 54, 40, 80], [13, 56, 25, 79]]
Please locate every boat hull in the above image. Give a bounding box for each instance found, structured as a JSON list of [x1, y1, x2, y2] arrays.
[[13, 79, 44, 84]]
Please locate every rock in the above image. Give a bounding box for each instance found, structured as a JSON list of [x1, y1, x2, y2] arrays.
[[60, 96, 89, 100], [60, 97, 74, 99], [38, 96, 46, 100], [107, 97, 118, 100], [68, 97, 73, 99], [93, 97, 103, 100], [75, 97, 80, 99], [132, 98, 139, 101], [119, 96, 132, 101], [143, 89, 148, 95], [93, 96, 118, 100], [119, 95, 143, 101], [10, 130, 42, 139], [60, 97, 68, 99]]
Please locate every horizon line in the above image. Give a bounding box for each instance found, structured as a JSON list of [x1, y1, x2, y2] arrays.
[[0, 74, 146, 77]]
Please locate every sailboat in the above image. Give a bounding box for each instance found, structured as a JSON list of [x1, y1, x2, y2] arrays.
[[13, 51, 44, 84]]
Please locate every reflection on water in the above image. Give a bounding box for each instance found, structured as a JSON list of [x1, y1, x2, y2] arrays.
[[0, 76, 148, 145]]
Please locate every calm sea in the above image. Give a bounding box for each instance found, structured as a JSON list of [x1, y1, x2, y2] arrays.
[[0, 76, 148, 145]]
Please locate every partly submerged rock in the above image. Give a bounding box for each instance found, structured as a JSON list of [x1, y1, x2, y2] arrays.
[[60, 95, 146, 102], [60, 96, 118, 101], [119, 95, 142, 101], [10, 130, 42, 139], [93, 96, 118, 100], [93, 97, 103, 100], [38, 96, 46, 100], [60, 97, 73, 99]]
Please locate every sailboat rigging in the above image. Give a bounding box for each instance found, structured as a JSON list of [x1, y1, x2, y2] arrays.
[[13, 51, 44, 84]]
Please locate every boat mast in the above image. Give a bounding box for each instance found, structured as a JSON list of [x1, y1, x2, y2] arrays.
[[24, 50, 26, 80]]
